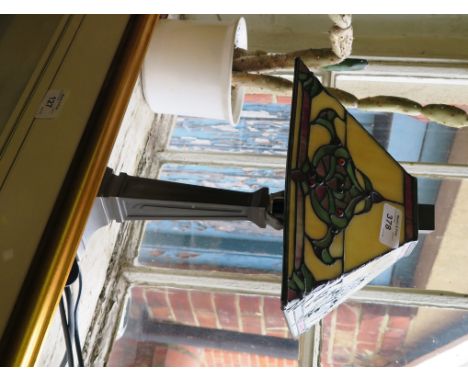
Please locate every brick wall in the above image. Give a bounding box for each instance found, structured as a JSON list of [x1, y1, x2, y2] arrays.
[[108, 286, 296, 367], [142, 287, 291, 338], [321, 303, 415, 367], [244, 94, 292, 105], [109, 289, 415, 367]]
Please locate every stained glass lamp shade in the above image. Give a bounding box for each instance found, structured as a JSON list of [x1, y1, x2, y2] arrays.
[[281, 58, 419, 337]]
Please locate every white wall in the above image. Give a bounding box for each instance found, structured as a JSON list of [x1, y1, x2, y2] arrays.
[[185, 15, 468, 61]]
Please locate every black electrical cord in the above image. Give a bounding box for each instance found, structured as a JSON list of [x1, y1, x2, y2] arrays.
[[59, 257, 84, 367], [73, 267, 84, 367], [64, 287, 75, 359], [60, 350, 68, 367], [59, 297, 74, 367]]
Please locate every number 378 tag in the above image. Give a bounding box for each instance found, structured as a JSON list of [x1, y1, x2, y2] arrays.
[[379, 203, 401, 249]]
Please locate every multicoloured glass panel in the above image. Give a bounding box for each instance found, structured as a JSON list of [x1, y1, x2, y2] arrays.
[[282, 58, 419, 337]]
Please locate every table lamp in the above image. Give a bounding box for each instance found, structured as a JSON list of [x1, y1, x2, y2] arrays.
[[94, 58, 434, 339]]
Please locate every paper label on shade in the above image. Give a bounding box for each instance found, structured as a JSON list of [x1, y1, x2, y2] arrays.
[[379, 203, 401, 249], [35, 89, 67, 119]]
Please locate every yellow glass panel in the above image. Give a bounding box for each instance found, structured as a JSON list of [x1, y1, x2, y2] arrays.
[[304, 195, 328, 240], [334, 117, 346, 143], [329, 231, 344, 259], [309, 90, 345, 122], [304, 239, 343, 281], [307, 124, 332, 162], [346, 116, 404, 204], [344, 201, 405, 272], [354, 199, 366, 214], [288, 181, 297, 278], [355, 170, 366, 190], [291, 84, 303, 169]]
